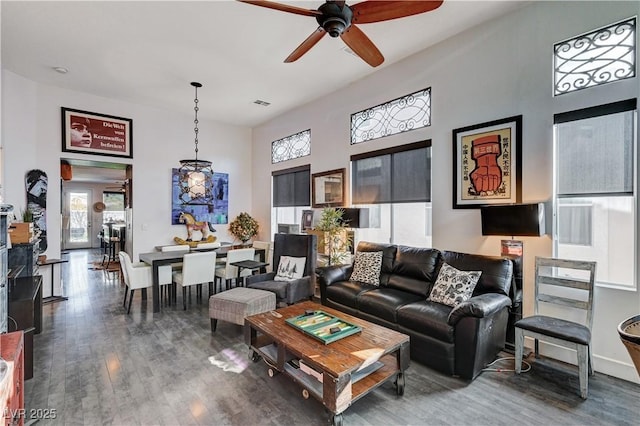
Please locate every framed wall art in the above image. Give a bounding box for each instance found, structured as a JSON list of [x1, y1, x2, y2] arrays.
[[171, 169, 229, 225], [312, 168, 345, 208], [452, 115, 522, 209], [61, 107, 133, 158]]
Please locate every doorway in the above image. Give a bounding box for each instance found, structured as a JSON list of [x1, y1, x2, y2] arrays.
[[60, 159, 132, 253], [63, 189, 93, 249]]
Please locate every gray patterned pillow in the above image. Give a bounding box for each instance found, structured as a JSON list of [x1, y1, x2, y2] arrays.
[[349, 251, 383, 286], [428, 262, 481, 307]]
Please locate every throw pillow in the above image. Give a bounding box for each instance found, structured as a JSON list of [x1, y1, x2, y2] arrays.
[[349, 251, 383, 286], [274, 256, 306, 281], [428, 262, 481, 307]]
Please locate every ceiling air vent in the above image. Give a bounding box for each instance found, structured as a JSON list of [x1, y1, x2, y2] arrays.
[[253, 100, 271, 106]]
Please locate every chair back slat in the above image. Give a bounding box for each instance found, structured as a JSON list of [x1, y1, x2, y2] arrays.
[[537, 275, 592, 290], [182, 251, 217, 285], [534, 257, 597, 330], [538, 294, 589, 310]]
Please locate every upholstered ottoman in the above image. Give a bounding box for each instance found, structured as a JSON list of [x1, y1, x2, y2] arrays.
[[209, 287, 276, 332]]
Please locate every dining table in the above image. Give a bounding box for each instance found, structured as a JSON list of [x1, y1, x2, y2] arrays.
[[139, 245, 267, 313]]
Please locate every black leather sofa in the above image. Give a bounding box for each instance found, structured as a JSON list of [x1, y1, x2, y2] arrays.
[[317, 241, 514, 380]]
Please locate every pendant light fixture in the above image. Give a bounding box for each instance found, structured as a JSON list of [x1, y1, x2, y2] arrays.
[[178, 82, 213, 205]]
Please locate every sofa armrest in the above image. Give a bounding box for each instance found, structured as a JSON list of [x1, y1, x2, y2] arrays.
[[448, 293, 512, 326], [245, 272, 277, 286], [317, 264, 353, 287], [317, 264, 353, 305]]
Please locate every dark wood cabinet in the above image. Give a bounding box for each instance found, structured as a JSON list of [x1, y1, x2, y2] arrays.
[[8, 276, 42, 380]]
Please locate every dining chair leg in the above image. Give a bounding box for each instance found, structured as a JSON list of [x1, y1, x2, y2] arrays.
[[183, 287, 187, 310], [211, 318, 217, 332], [123, 285, 129, 307], [127, 289, 135, 314]]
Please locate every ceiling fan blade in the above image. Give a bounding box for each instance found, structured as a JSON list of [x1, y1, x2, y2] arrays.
[[351, 1, 444, 24], [237, 0, 322, 17], [340, 24, 384, 67], [285, 27, 327, 63]]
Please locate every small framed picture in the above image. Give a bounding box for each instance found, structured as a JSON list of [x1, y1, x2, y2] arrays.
[[312, 168, 345, 208], [61, 107, 133, 158], [301, 210, 314, 230]]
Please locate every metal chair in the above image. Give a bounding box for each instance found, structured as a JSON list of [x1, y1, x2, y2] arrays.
[[515, 257, 597, 399], [118, 251, 153, 314], [172, 251, 217, 310]]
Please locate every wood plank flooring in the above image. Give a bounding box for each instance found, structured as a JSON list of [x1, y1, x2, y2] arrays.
[[23, 249, 639, 425]]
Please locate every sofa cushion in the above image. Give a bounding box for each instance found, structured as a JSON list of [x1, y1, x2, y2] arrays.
[[387, 246, 441, 296], [325, 281, 375, 310], [247, 279, 289, 300], [441, 251, 513, 298], [397, 301, 455, 343], [429, 262, 481, 307], [350, 251, 383, 285], [356, 241, 397, 286], [357, 288, 423, 323]]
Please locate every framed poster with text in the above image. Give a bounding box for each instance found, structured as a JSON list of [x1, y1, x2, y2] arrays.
[[452, 115, 522, 209], [61, 107, 133, 158]]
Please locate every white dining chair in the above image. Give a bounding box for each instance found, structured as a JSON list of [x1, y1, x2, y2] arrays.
[[118, 251, 153, 314], [157, 244, 190, 305], [172, 251, 217, 310], [196, 241, 221, 249], [215, 248, 255, 292], [252, 240, 272, 273]]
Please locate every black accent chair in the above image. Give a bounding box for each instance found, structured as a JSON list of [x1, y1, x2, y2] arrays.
[[246, 233, 317, 305]]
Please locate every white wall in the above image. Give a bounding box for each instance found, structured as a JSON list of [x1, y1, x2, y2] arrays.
[[1, 70, 253, 263], [252, 1, 640, 383]]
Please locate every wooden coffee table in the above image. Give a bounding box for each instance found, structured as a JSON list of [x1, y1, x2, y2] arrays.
[[245, 301, 410, 426]]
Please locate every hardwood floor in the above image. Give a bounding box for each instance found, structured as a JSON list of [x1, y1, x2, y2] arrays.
[[24, 249, 639, 425]]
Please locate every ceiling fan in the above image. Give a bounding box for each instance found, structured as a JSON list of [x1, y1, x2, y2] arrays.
[[238, 0, 444, 67]]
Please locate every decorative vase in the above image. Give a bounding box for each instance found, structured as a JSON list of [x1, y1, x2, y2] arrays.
[[618, 315, 640, 378]]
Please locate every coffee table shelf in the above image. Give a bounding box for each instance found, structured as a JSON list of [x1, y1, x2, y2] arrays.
[[245, 301, 410, 426]]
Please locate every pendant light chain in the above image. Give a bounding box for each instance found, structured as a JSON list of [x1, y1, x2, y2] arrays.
[[193, 84, 199, 162]]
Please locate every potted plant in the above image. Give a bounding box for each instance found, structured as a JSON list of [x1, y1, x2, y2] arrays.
[[21, 207, 33, 223], [314, 207, 352, 266], [229, 212, 259, 245]]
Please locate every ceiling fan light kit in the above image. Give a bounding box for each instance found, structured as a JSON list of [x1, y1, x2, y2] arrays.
[[239, 0, 444, 67], [317, 2, 352, 37]]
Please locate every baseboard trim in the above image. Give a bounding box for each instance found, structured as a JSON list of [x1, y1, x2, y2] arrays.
[[524, 338, 639, 384]]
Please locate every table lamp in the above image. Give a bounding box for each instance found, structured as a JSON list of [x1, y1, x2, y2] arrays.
[[481, 202, 546, 350]]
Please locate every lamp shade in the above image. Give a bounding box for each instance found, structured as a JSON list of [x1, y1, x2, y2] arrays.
[[481, 203, 545, 236]]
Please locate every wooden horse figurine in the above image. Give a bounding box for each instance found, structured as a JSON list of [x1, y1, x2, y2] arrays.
[[179, 212, 216, 241]]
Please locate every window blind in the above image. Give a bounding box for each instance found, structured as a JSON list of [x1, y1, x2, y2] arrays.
[[351, 141, 431, 204], [272, 165, 310, 207], [555, 99, 636, 197]]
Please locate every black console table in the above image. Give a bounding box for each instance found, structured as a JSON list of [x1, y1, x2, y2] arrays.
[[39, 258, 69, 303]]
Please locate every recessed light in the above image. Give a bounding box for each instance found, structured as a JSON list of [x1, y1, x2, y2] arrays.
[[53, 66, 69, 74], [253, 100, 271, 106]]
